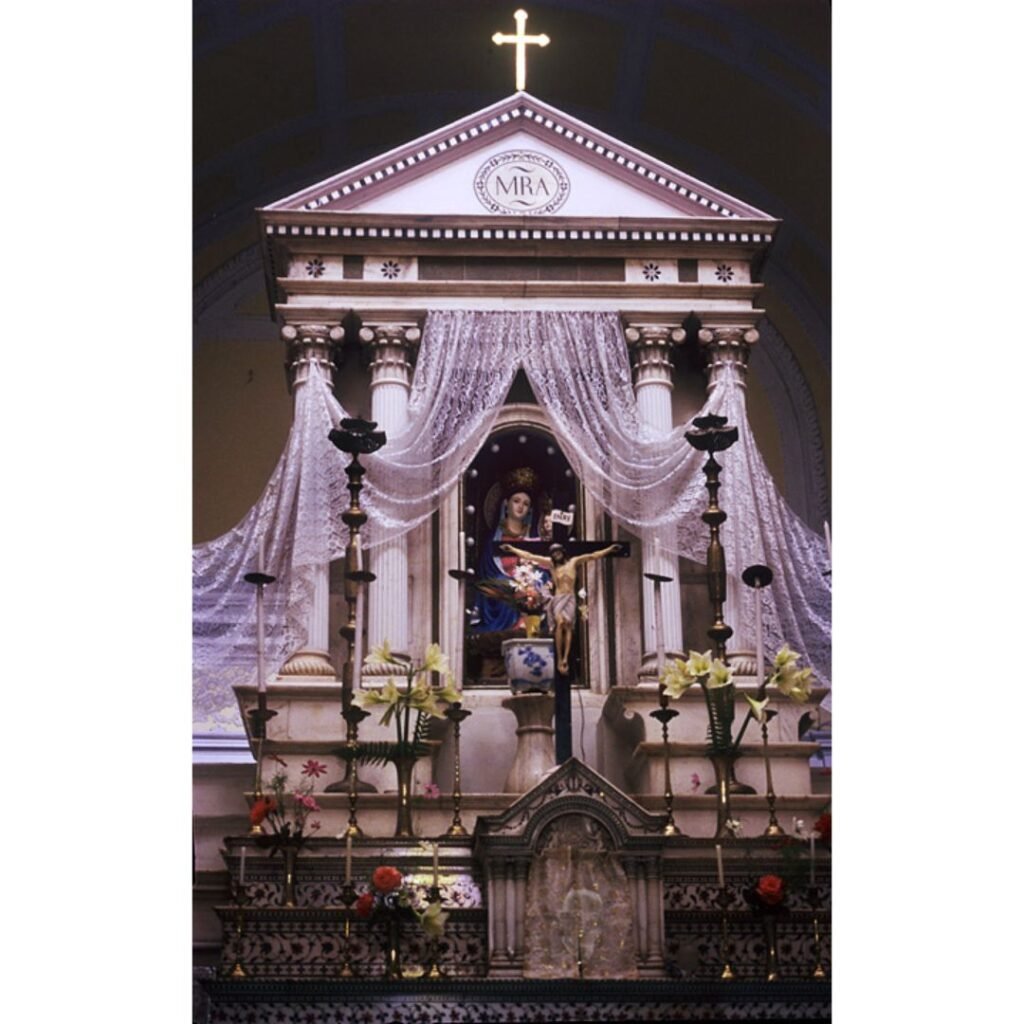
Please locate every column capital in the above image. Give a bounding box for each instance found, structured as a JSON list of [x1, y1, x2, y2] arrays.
[[358, 321, 421, 389], [281, 322, 345, 391], [698, 325, 759, 384], [624, 322, 686, 390]]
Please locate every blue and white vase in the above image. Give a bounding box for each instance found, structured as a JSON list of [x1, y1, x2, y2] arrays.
[[501, 638, 556, 694]]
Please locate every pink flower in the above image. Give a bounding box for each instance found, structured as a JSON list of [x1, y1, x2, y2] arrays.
[[295, 792, 321, 812], [301, 759, 328, 778], [690, 773, 701, 793], [423, 782, 441, 800]]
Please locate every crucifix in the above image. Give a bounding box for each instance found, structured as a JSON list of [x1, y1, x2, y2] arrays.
[[492, 9, 550, 91], [500, 539, 629, 762]]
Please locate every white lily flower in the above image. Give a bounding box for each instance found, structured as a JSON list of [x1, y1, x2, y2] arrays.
[[685, 650, 714, 677], [660, 658, 696, 699], [744, 694, 770, 723], [773, 644, 801, 670], [422, 643, 450, 676], [366, 640, 398, 666], [706, 659, 733, 689]]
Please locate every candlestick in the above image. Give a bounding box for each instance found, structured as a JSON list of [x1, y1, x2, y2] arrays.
[[444, 702, 471, 836], [345, 833, 352, 884], [715, 843, 725, 887], [239, 844, 246, 885]]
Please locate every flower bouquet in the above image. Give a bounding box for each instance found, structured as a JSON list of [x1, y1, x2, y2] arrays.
[[745, 873, 787, 980], [660, 646, 815, 838], [249, 757, 324, 906], [472, 562, 553, 637], [745, 873, 787, 913], [249, 756, 324, 848], [355, 865, 449, 978], [347, 643, 461, 836]]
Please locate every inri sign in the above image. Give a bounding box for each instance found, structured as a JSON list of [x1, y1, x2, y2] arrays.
[[474, 150, 570, 215]]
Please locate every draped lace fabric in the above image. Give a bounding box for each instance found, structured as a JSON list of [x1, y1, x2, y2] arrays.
[[522, 815, 637, 979], [193, 311, 831, 733]]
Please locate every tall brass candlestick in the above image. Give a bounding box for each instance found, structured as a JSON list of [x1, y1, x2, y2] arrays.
[[686, 414, 754, 814], [328, 416, 386, 732], [684, 414, 738, 661], [227, 877, 248, 979], [327, 417, 384, 807], [808, 885, 827, 979], [445, 703, 472, 837], [424, 883, 446, 979], [244, 550, 278, 819], [338, 879, 358, 978]]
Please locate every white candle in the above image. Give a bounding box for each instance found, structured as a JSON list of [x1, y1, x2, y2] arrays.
[[432, 843, 439, 887], [715, 843, 725, 887], [823, 520, 831, 562], [352, 584, 365, 693], [458, 531, 465, 573], [255, 541, 267, 694], [345, 833, 352, 884], [652, 537, 665, 676], [754, 577, 765, 692], [239, 845, 247, 884], [810, 835, 816, 885]]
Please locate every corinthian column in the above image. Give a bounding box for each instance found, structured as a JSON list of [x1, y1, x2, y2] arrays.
[[698, 325, 760, 676], [359, 322, 420, 671], [625, 324, 686, 681], [278, 323, 345, 677]]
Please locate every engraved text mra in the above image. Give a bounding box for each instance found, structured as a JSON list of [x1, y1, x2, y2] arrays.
[[493, 174, 552, 198]]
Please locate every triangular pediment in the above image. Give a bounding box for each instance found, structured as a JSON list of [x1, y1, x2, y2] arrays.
[[473, 757, 667, 846], [264, 93, 773, 223]]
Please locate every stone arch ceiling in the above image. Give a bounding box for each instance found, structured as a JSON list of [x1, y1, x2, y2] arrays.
[[193, 0, 830, 541]]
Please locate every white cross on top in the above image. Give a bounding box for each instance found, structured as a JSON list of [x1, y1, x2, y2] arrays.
[[492, 9, 550, 92]]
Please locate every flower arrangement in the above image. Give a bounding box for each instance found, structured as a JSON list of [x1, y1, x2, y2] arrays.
[[746, 873, 787, 911], [473, 564, 553, 637], [350, 642, 462, 765], [250, 756, 323, 849], [355, 865, 449, 938], [660, 650, 739, 753], [660, 645, 816, 755]]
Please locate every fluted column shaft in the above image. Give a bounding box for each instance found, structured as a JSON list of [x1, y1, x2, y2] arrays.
[[278, 323, 344, 677], [699, 325, 760, 675], [625, 324, 685, 679], [360, 323, 420, 668]]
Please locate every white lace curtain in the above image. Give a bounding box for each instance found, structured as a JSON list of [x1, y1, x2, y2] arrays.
[[194, 310, 831, 733]]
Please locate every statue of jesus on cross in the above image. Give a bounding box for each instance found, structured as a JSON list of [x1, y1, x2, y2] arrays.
[[500, 540, 622, 675]]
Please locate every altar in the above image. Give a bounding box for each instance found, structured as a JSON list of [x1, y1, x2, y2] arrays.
[[193, 18, 831, 1020]]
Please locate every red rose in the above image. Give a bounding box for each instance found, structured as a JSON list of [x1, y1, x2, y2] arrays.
[[756, 874, 785, 906], [249, 796, 277, 826], [372, 865, 403, 893], [814, 812, 831, 845], [354, 892, 375, 919]]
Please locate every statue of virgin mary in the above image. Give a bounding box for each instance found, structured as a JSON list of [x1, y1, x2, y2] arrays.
[[473, 466, 550, 633]]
